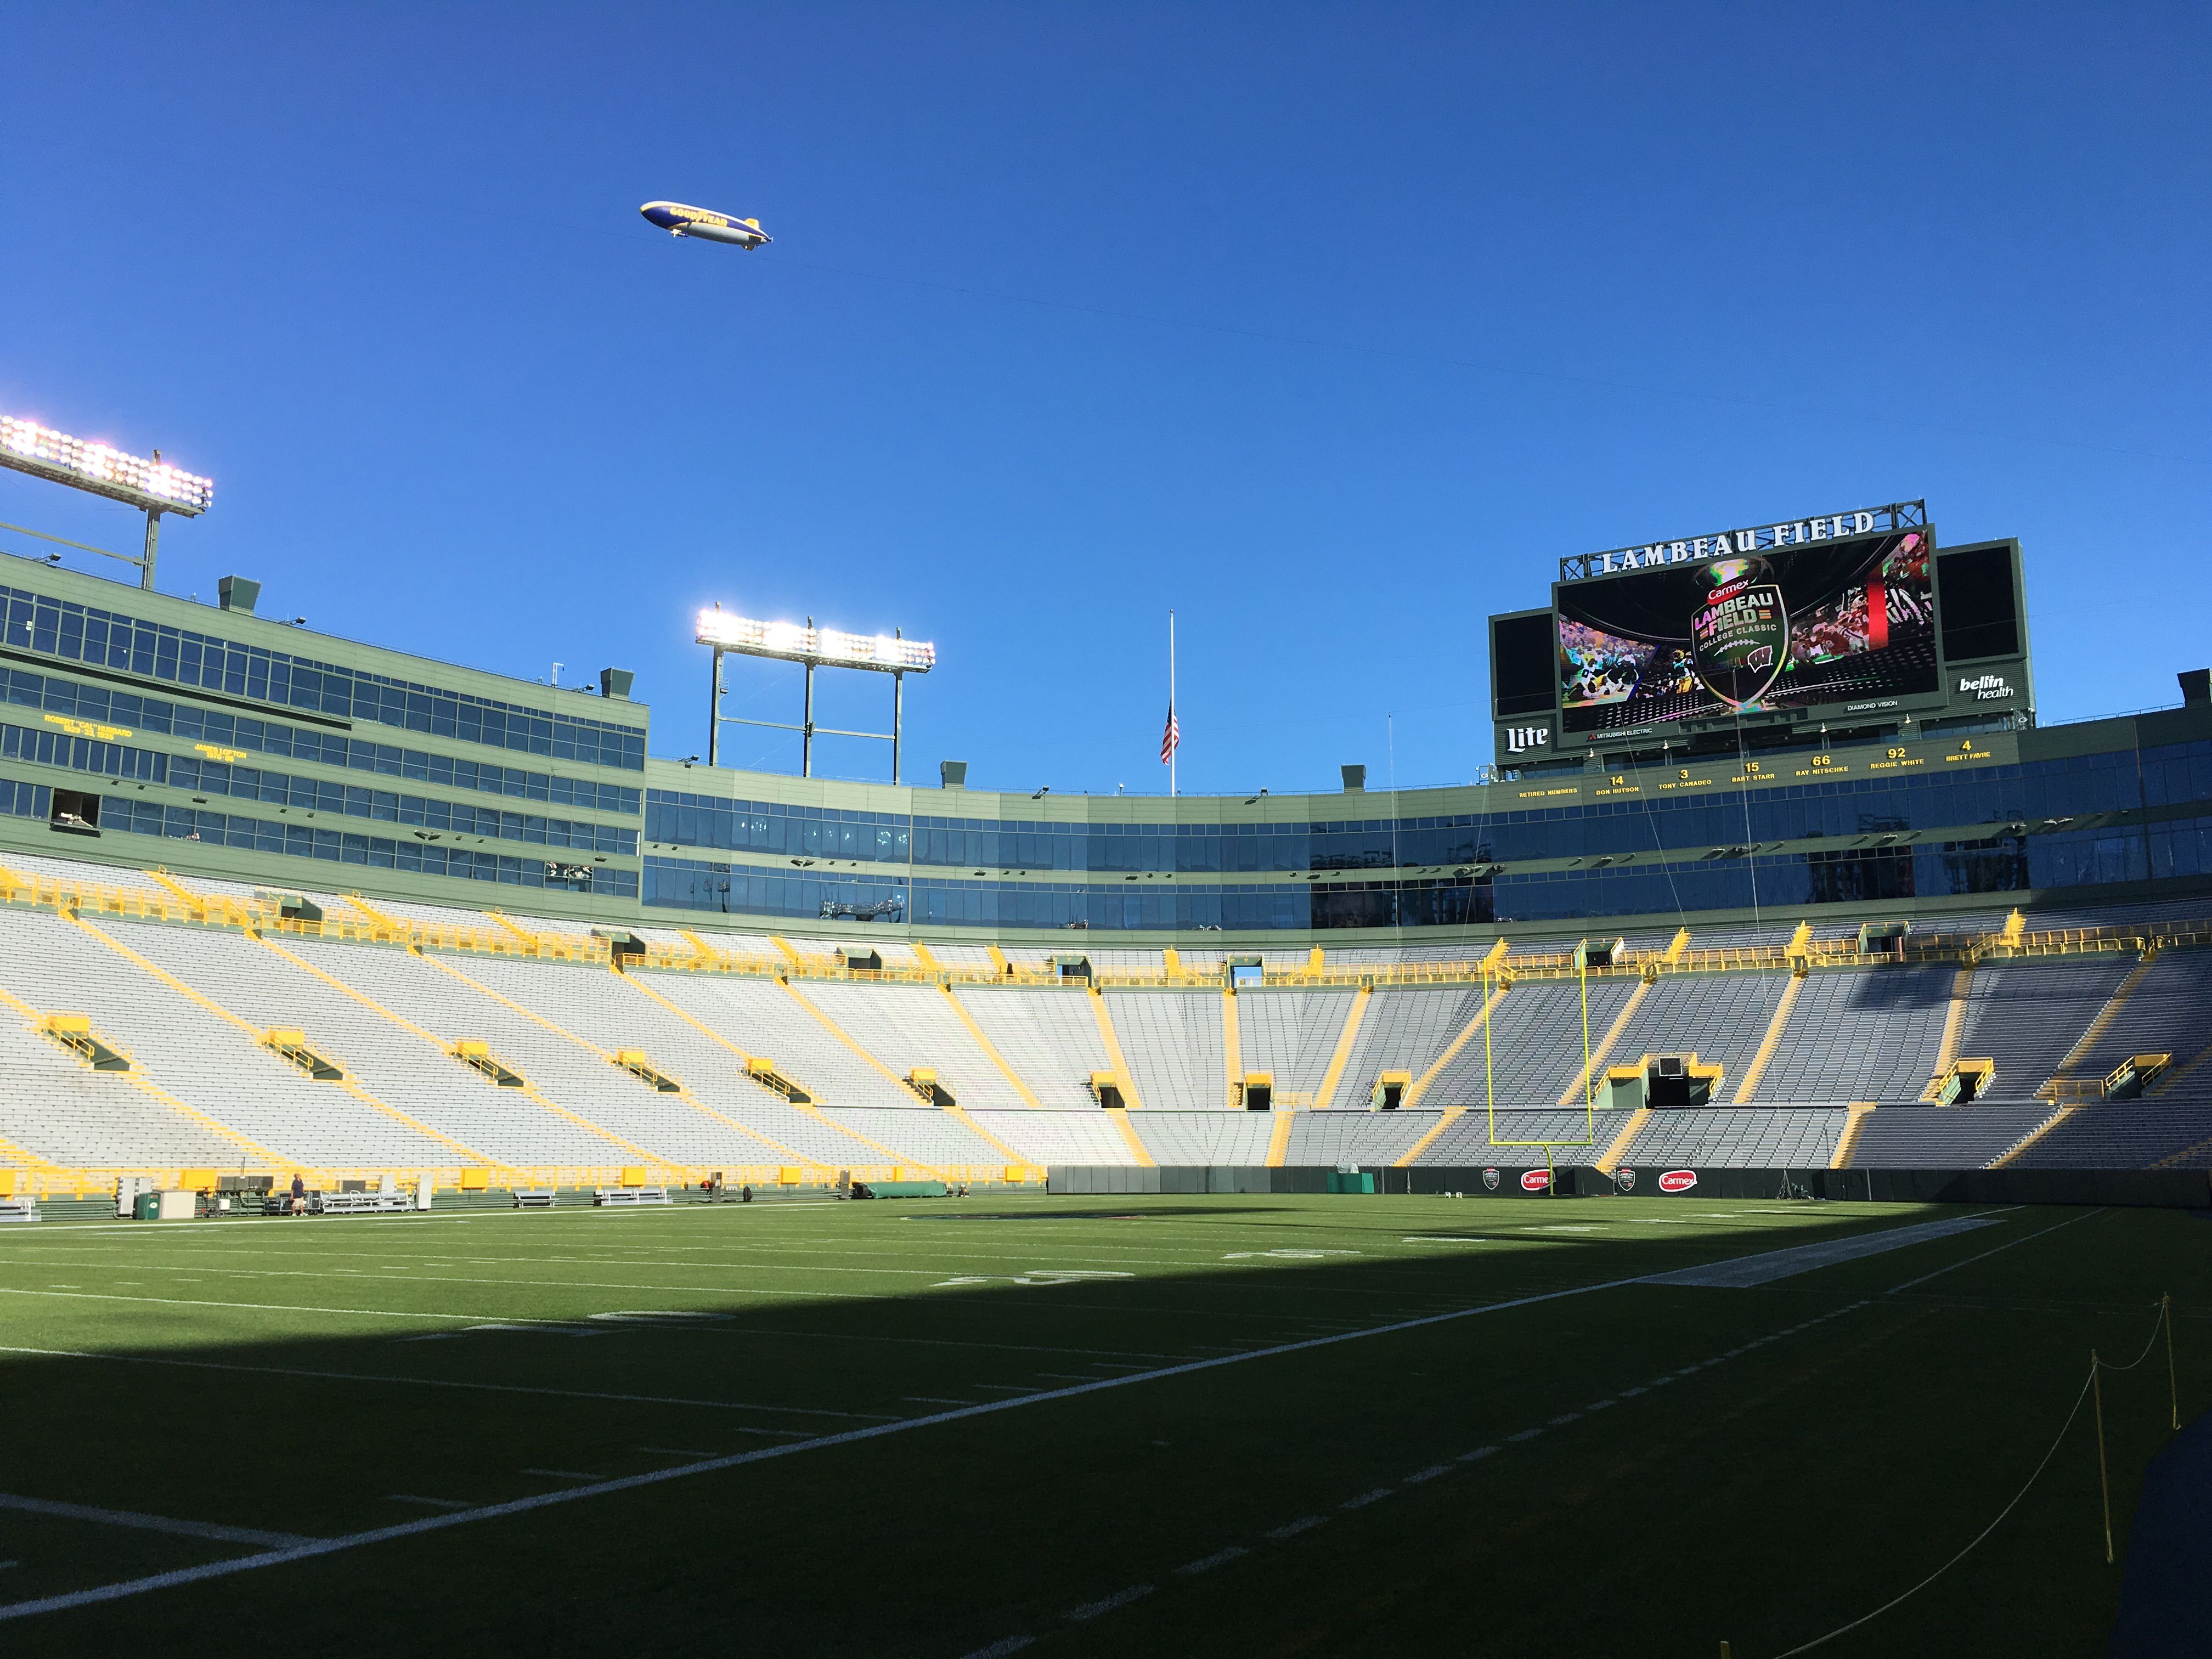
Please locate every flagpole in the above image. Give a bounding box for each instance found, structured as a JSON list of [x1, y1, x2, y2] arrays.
[[1169, 609, 1177, 799]]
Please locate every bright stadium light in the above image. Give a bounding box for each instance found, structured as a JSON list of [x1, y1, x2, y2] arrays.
[[695, 606, 936, 782], [0, 414, 214, 589], [694, 608, 936, 674]]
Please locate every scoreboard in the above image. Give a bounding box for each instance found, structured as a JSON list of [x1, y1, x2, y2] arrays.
[[1488, 502, 2034, 768]]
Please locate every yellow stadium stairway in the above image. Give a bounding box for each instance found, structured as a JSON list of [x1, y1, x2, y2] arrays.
[[486, 911, 540, 946], [1730, 971, 1805, 1103], [617, 973, 949, 1176], [141, 869, 205, 909], [425, 955, 809, 1166], [938, 984, 1040, 1108], [1918, 967, 1976, 1101], [2039, 956, 2153, 1098], [2154, 1127, 2212, 1170], [1106, 1104, 1155, 1167], [1221, 984, 1242, 1109], [1556, 978, 1651, 1108], [1596, 1108, 1652, 1175], [1991, 1107, 2075, 1169], [68, 916, 488, 1167], [2148, 1037, 2212, 1098], [1311, 985, 1369, 1110], [941, 1103, 1027, 1167], [1265, 1109, 1294, 1167], [1088, 987, 1144, 1109], [0, 1125, 62, 1173], [1402, 979, 1510, 1110], [225, 936, 524, 1168], [343, 894, 405, 929], [0, 977, 285, 1171], [1393, 1108, 1464, 1168], [1830, 1104, 1877, 1169], [779, 977, 949, 1108]]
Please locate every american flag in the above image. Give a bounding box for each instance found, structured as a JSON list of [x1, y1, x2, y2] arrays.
[[1160, 702, 1180, 764]]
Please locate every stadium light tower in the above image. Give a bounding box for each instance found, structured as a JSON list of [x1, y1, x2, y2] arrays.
[[0, 415, 213, 590], [696, 606, 935, 782]]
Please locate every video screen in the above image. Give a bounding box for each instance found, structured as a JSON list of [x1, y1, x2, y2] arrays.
[[1556, 529, 1934, 734]]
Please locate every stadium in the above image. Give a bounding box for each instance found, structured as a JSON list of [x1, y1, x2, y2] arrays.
[[0, 435, 2204, 1656]]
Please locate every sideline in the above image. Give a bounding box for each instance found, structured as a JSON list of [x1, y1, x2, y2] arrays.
[[1886, 1206, 2106, 1293], [1641, 1216, 2000, 1288]]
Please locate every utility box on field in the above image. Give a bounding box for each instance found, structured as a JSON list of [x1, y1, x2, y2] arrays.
[[1327, 1170, 1375, 1194]]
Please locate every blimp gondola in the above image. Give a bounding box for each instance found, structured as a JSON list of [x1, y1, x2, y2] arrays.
[[639, 201, 771, 249]]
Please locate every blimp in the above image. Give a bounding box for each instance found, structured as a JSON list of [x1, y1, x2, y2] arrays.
[[640, 201, 771, 249]]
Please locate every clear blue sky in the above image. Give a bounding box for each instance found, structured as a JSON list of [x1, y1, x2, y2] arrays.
[[3, 4, 2205, 796]]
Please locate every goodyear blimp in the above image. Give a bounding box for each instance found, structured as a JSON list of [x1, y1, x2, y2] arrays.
[[639, 201, 771, 249]]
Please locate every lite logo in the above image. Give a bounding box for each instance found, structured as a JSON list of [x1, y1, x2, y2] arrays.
[[1520, 1169, 1551, 1191], [1959, 673, 2015, 701], [1658, 1170, 1697, 1193], [1504, 726, 1552, 754]]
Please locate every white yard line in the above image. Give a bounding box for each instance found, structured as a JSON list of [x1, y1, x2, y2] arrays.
[[0, 1345, 895, 1421], [0, 1494, 312, 1549]]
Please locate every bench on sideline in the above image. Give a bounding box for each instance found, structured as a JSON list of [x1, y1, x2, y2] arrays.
[[593, 1186, 670, 1206], [313, 1191, 414, 1215]]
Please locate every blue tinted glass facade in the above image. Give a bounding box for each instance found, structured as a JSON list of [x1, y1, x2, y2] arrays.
[[4, 665, 639, 811], [0, 717, 631, 855], [649, 745, 2193, 877], [77, 785, 639, 899], [3, 583, 645, 769], [642, 733, 2212, 931]]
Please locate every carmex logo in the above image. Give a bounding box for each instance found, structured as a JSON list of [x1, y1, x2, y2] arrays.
[[1482, 1167, 1500, 1192], [1520, 1169, 1551, 1192], [1616, 1167, 1637, 1192], [1658, 1170, 1697, 1194]]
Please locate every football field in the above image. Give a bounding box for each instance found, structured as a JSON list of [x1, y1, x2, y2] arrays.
[[0, 1193, 2198, 1656]]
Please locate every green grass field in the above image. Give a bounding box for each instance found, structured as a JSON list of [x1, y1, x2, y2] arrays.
[[0, 1193, 2198, 1656]]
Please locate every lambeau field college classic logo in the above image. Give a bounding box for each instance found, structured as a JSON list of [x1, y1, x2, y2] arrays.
[[1692, 556, 1788, 708], [1482, 1167, 1500, 1192]]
